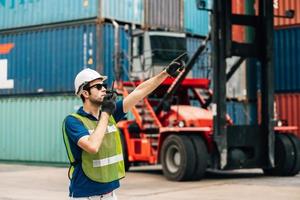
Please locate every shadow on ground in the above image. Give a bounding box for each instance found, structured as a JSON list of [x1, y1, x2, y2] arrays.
[[128, 165, 264, 180]]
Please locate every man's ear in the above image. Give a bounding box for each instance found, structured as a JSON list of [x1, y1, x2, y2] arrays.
[[82, 90, 89, 99]]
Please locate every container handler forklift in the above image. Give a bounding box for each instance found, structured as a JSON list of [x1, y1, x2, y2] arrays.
[[115, 0, 300, 181]]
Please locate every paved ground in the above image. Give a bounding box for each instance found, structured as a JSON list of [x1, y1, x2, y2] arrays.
[[0, 163, 299, 200]]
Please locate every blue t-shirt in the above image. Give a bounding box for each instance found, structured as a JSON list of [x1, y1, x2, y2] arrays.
[[64, 100, 127, 197]]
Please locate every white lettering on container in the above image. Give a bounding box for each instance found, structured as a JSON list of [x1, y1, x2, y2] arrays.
[[0, 59, 14, 89], [274, 0, 279, 9]]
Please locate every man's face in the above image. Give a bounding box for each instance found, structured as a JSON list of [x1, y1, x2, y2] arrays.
[[86, 79, 107, 106]]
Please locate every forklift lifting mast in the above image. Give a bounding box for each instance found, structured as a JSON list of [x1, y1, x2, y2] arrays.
[[116, 0, 300, 181], [211, 0, 300, 173]]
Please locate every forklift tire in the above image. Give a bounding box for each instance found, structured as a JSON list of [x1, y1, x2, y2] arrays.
[[263, 134, 296, 176], [189, 135, 208, 180], [161, 134, 196, 181], [119, 130, 131, 171], [286, 134, 300, 175]]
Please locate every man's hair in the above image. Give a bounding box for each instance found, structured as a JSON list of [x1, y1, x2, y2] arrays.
[[80, 94, 85, 103], [80, 85, 92, 103]]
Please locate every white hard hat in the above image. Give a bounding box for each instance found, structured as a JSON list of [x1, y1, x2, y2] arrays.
[[74, 68, 107, 96]]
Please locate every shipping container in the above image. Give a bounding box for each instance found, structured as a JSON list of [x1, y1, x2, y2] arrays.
[[0, 0, 143, 30], [253, 0, 300, 28], [274, 0, 300, 28], [275, 93, 300, 138], [186, 37, 211, 79], [0, 95, 81, 163], [101, 0, 143, 25], [274, 27, 300, 92], [183, 0, 245, 38], [227, 101, 257, 125], [0, 22, 129, 95], [183, 0, 210, 36], [187, 36, 246, 99], [186, 0, 246, 98], [226, 56, 247, 99], [143, 0, 183, 31], [232, 0, 245, 43]]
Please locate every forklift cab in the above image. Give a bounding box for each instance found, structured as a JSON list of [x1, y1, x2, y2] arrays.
[[131, 31, 187, 80]]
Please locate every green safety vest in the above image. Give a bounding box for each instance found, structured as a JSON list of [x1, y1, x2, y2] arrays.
[[62, 113, 125, 183]]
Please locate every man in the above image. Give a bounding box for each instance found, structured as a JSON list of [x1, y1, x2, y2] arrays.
[[62, 55, 185, 199]]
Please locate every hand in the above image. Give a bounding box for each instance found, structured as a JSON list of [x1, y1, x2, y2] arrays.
[[165, 53, 187, 78], [105, 90, 118, 100], [101, 93, 116, 115]]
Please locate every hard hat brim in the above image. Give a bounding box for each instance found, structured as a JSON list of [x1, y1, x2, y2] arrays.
[[75, 76, 108, 96]]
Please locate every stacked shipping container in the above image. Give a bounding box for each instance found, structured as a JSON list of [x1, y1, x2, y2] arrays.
[[224, 0, 300, 127], [271, 0, 300, 138], [0, 22, 130, 163], [0, 0, 210, 35], [0, 0, 211, 163], [0, 95, 81, 163], [273, 0, 300, 27], [274, 26, 300, 138], [274, 27, 300, 92], [183, 0, 210, 36], [0, 22, 130, 95], [2, 0, 299, 163], [0, 0, 143, 29], [0, 1, 133, 164]]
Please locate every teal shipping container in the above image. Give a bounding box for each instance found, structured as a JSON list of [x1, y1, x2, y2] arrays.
[[183, 0, 210, 36], [0, 95, 81, 163], [0, 0, 143, 30], [0, 22, 129, 95]]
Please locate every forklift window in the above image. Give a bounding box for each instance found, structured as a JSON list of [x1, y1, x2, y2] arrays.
[[150, 36, 186, 65], [138, 36, 143, 56]]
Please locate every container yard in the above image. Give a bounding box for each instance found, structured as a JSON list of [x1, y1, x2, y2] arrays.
[[0, 0, 300, 199]]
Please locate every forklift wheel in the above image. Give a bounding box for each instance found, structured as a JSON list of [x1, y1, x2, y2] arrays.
[[286, 134, 300, 175], [120, 130, 131, 171], [189, 135, 208, 180], [161, 135, 196, 181], [263, 134, 297, 176]]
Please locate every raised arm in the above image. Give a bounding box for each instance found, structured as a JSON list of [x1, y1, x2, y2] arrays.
[[123, 53, 186, 113], [123, 70, 168, 113]]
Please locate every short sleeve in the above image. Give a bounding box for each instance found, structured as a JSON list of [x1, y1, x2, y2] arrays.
[[113, 100, 127, 122], [64, 115, 89, 144]]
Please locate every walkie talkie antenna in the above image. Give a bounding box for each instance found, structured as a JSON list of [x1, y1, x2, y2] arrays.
[[111, 80, 115, 91]]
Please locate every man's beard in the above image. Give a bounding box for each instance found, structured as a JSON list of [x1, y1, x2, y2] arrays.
[[90, 98, 102, 107]]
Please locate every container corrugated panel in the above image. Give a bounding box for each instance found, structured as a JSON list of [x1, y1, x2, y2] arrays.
[[227, 101, 257, 125], [275, 93, 300, 138], [274, 27, 300, 92], [0, 95, 81, 163], [274, 0, 300, 28], [186, 37, 211, 79], [0, 22, 129, 95], [144, 0, 183, 31], [101, 23, 130, 86], [0, 23, 97, 95], [226, 57, 247, 99], [102, 0, 143, 25], [0, 0, 143, 30], [253, 0, 300, 28], [119, 27, 130, 82], [232, 0, 245, 43], [183, 0, 210, 36]]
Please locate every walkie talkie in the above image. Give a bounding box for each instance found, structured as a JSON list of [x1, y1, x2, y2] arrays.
[[106, 80, 118, 100]]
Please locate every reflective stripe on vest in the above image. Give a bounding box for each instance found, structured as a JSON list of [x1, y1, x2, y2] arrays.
[[65, 113, 125, 183], [93, 154, 123, 167]]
